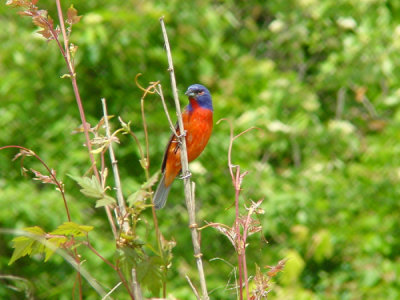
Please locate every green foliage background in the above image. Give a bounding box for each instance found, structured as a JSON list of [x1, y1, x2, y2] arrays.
[[2, 0, 400, 299]]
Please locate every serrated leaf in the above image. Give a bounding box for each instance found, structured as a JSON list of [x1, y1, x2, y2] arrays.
[[37, 28, 53, 40], [45, 236, 68, 261], [50, 222, 93, 237], [95, 196, 116, 208], [9, 226, 46, 265], [32, 15, 47, 28], [69, 175, 103, 199]]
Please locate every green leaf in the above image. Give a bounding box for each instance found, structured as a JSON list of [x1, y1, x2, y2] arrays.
[[45, 236, 68, 262], [95, 195, 116, 208], [141, 172, 159, 190], [136, 256, 162, 295], [69, 175, 103, 199], [127, 190, 150, 207], [117, 247, 144, 280], [9, 226, 46, 265], [127, 172, 159, 207], [50, 222, 93, 237]]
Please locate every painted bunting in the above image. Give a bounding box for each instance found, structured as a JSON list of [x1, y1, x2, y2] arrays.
[[153, 84, 213, 209]]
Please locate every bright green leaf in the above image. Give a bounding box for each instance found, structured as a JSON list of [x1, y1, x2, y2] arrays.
[[50, 222, 93, 237], [95, 195, 116, 208], [9, 226, 46, 265], [69, 175, 103, 199], [44, 236, 68, 262]]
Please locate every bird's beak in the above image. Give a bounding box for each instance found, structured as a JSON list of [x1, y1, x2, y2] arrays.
[[185, 89, 195, 98]]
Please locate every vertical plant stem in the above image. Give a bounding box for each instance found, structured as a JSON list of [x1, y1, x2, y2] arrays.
[[219, 120, 257, 300], [131, 269, 143, 300], [101, 99, 140, 299], [234, 167, 244, 300], [54, 0, 115, 238], [138, 90, 166, 296], [185, 275, 201, 300], [160, 17, 209, 300], [101, 98, 129, 233]]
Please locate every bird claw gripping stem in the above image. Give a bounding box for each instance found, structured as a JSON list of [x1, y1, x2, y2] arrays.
[[171, 130, 186, 144], [176, 130, 186, 139], [180, 170, 192, 180]]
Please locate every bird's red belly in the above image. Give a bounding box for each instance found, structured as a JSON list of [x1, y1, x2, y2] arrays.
[[164, 108, 213, 186]]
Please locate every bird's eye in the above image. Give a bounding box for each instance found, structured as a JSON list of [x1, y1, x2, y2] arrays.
[[197, 91, 205, 96]]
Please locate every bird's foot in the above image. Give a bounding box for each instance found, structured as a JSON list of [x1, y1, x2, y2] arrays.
[[176, 130, 186, 139], [180, 171, 192, 180]]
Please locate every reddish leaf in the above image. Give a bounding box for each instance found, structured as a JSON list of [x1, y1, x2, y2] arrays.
[[12, 149, 34, 161], [265, 259, 286, 278], [67, 5, 82, 25], [205, 222, 238, 250], [30, 168, 57, 185], [17, 10, 33, 16], [32, 15, 47, 28], [46, 14, 54, 27], [37, 28, 53, 40], [6, 0, 30, 8]]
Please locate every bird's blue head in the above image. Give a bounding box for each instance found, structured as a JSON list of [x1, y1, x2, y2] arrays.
[[185, 84, 213, 111]]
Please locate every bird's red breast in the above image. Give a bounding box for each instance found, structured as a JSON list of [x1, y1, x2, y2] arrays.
[[162, 102, 213, 187]]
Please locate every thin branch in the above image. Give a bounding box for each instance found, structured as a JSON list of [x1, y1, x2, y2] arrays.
[[101, 99, 140, 300], [115, 260, 136, 300], [160, 17, 209, 300], [84, 239, 117, 270], [0, 145, 71, 221], [131, 269, 143, 300], [135, 80, 167, 296], [1, 145, 86, 297], [155, 84, 179, 137], [118, 117, 145, 165], [234, 167, 244, 300], [101, 98, 130, 234], [215, 120, 259, 300], [54, 0, 115, 239], [102, 282, 122, 300], [185, 275, 201, 300]]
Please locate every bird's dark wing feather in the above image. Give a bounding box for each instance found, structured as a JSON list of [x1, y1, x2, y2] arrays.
[[161, 121, 180, 172]]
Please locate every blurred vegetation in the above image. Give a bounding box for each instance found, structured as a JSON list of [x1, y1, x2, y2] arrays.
[[2, 0, 400, 299]]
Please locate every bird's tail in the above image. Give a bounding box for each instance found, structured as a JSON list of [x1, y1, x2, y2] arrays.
[[153, 173, 171, 209]]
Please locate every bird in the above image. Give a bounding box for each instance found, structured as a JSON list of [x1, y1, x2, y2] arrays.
[[153, 84, 213, 209]]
